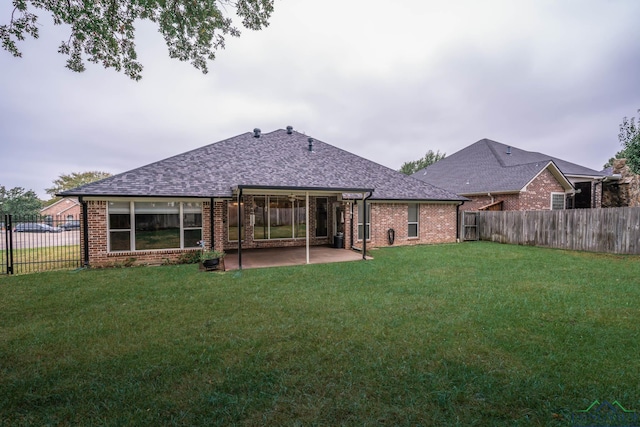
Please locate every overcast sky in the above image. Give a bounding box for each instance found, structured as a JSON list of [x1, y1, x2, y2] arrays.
[[1, 0, 639, 199]]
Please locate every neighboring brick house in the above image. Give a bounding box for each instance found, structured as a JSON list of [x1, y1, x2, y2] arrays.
[[413, 139, 608, 211], [40, 197, 81, 224], [61, 128, 466, 268]]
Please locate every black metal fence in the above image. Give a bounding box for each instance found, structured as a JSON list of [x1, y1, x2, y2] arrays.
[[1, 214, 82, 275]]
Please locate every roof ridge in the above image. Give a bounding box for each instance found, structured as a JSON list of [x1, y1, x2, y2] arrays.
[[485, 139, 507, 167]]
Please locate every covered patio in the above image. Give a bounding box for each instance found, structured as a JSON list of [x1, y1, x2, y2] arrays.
[[223, 246, 370, 270]]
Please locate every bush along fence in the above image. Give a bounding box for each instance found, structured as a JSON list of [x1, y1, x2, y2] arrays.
[[478, 207, 640, 255], [1, 214, 82, 275]]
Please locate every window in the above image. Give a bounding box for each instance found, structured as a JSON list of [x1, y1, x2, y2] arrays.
[[315, 197, 328, 237], [108, 201, 202, 252], [551, 193, 565, 210], [408, 203, 419, 238], [183, 202, 203, 247], [109, 202, 131, 251], [253, 196, 306, 240], [135, 202, 180, 250], [357, 201, 370, 241]]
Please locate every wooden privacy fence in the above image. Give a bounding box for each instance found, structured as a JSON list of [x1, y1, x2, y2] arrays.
[[478, 207, 640, 255]]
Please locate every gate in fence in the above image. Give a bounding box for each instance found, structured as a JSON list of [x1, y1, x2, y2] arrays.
[[1, 214, 82, 275], [461, 211, 479, 241]]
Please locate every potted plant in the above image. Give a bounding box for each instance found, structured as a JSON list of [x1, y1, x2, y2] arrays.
[[198, 241, 225, 271]]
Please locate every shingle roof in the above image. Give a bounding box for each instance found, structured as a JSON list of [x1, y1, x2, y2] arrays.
[[412, 138, 608, 195], [61, 129, 465, 202]]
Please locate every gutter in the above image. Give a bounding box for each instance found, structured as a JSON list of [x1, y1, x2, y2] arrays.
[[362, 191, 373, 260], [350, 191, 374, 259], [237, 188, 243, 270], [210, 197, 215, 250]]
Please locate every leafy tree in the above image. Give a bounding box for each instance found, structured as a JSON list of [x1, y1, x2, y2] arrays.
[[1, 0, 274, 80], [399, 150, 446, 175], [0, 186, 42, 217], [618, 109, 640, 174], [45, 171, 112, 202]]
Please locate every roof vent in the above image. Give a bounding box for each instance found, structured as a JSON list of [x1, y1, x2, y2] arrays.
[[506, 146, 511, 155], [308, 137, 314, 152], [253, 128, 261, 138], [286, 125, 293, 134]]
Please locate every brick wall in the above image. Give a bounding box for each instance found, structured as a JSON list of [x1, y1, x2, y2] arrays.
[[85, 200, 208, 267], [520, 168, 565, 210], [351, 201, 458, 248], [459, 168, 566, 212]]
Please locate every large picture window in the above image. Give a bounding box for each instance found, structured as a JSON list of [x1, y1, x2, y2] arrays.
[[253, 196, 307, 240], [408, 203, 419, 238], [108, 201, 202, 252]]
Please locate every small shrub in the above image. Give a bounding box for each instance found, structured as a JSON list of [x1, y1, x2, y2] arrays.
[[176, 251, 201, 264]]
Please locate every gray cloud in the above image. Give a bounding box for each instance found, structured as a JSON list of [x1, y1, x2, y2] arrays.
[[1, 0, 639, 198]]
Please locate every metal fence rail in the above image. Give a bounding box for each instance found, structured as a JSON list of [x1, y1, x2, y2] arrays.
[[1, 214, 82, 275]]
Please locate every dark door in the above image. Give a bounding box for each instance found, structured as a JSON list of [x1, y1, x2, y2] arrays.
[[574, 182, 592, 209]]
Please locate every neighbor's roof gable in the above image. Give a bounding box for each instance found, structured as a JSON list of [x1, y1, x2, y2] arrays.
[[61, 129, 465, 202], [413, 138, 605, 195]]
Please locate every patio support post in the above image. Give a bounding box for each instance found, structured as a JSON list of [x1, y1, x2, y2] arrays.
[[305, 192, 310, 264], [237, 189, 243, 270]]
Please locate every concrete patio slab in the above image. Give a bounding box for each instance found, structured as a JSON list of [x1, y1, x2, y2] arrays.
[[223, 246, 370, 270]]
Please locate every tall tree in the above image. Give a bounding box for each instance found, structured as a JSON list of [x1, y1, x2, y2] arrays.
[[45, 171, 112, 201], [1, 0, 274, 80], [399, 150, 446, 175], [0, 186, 42, 217], [619, 109, 640, 174]]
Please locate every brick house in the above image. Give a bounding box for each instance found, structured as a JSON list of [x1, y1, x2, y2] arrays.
[[62, 128, 466, 268], [413, 139, 608, 211], [40, 197, 81, 224]]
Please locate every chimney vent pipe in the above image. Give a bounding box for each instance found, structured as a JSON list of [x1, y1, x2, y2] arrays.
[[506, 146, 511, 155], [308, 137, 314, 152]]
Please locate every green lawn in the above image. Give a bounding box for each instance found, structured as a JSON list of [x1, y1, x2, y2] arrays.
[[1, 242, 639, 426]]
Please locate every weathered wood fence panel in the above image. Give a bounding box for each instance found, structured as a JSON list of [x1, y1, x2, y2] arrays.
[[478, 207, 640, 254]]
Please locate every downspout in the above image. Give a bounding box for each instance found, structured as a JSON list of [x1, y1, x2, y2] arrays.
[[209, 198, 215, 250], [237, 189, 243, 270], [350, 201, 354, 250], [362, 191, 373, 260], [79, 196, 89, 267], [456, 201, 465, 242]]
